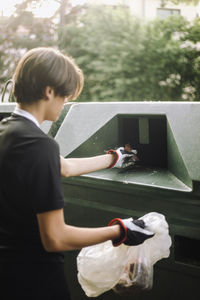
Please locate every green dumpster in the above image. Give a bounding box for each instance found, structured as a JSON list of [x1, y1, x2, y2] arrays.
[[0, 103, 16, 121], [54, 102, 200, 300]]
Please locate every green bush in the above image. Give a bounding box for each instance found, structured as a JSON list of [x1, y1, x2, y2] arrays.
[[59, 6, 200, 102]]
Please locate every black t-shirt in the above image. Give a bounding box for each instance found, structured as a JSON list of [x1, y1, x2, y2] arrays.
[[0, 114, 65, 262]]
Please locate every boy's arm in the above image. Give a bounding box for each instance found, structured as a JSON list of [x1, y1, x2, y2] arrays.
[[60, 146, 137, 177], [37, 209, 154, 252], [60, 154, 115, 177], [37, 209, 121, 252]]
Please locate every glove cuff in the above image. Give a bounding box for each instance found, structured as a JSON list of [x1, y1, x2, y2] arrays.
[[108, 218, 127, 246], [106, 149, 119, 169]]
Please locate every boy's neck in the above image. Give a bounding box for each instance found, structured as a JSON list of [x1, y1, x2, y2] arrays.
[[18, 101, 46, 125]]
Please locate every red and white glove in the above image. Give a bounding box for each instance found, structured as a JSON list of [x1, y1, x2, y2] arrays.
[[108, 217, 154, 247], [107, 146, 138, 169]]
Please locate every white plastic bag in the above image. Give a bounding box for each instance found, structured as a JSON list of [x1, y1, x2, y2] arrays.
[[77, 212, 172, 297], [77, 240, 130, 297], [113, 243, 154, 296], [113, 212, 172, 296]]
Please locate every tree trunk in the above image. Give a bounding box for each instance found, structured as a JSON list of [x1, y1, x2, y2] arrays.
[[59, 0, 68, 26]]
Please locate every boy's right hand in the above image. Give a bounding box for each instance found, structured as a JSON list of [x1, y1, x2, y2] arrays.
[[107, 146, 138, 169]]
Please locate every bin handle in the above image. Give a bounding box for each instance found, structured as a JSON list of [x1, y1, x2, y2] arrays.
[[1, 79, 14, 103]]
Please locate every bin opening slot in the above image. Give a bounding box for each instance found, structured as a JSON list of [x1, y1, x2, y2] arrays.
[[174, 235, 200, 267], [119, 115, 167, 169]]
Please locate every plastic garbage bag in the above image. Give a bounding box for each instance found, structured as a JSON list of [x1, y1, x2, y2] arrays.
[[77, 212, 172, 297], [113, 240, 154, 296], [77, 240, 129, 297], [113, 212, 172, 296]]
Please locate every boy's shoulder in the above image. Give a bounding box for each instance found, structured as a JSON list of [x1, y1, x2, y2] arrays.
[[1, 114, 58, 151]]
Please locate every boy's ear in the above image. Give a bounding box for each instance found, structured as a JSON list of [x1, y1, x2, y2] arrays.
[[43, 86, 54, 101]]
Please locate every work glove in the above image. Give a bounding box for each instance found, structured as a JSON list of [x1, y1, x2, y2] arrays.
[[108, 217, 154, 247], [107, 146, 138, 169]]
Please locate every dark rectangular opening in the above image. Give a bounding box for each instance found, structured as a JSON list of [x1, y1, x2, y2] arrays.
[[174, 235, 200, 267], [118, 115, 167, 168]]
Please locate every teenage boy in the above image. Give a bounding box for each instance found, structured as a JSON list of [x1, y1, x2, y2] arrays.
[[0, 47, 153, 300]]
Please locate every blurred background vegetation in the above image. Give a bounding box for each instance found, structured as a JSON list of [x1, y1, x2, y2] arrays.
[[0, 0, 200, 102]]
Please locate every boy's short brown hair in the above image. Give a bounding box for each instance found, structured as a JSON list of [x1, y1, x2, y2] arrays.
[[13, 47, 84, 103]]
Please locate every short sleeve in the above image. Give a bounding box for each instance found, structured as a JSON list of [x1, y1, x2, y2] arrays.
[[27, 138, 64, 213]]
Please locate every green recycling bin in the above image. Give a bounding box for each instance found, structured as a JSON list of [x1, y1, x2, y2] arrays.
[[54, 102, 200, 300], [0, 103, 16, 121]]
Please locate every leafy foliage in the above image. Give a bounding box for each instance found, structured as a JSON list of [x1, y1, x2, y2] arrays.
[[59, 6, 200, 101], [0, 1, 200, 102], [0, 0, 55, 97]]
